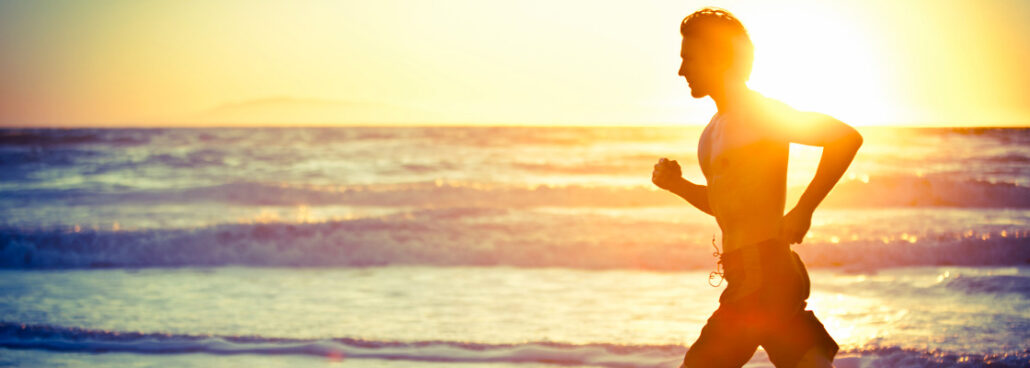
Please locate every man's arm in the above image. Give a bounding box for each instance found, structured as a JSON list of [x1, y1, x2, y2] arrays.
[[652, 158, 714, 216], [667, 178, 714, 216], [778, 113, 863, 244]]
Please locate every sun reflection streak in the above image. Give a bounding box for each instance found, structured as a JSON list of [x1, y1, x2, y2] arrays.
[[806, 291, 872, 348], [296, 205, 313, 223]]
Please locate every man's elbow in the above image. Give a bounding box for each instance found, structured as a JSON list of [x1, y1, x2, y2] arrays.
[[848, 129, 863, 150], [834, 124, 863, 151]]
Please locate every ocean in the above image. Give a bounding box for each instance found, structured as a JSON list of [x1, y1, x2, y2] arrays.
[[0, 126, 1028, 367]]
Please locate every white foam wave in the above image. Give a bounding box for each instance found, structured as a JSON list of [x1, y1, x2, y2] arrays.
[[5, 174, 1030, 209], [2, 323, 1027, 368], [1, 209, 1026, 270], [0, 323, 682, 368]]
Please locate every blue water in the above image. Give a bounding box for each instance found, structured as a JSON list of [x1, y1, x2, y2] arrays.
[[1, 127, 1029, 367]]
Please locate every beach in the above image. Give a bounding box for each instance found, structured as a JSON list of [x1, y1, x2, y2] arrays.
[[1, 126, 1028, 367]]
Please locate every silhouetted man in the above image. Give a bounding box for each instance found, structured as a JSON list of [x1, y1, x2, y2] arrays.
[[651, 8, 862, 368]]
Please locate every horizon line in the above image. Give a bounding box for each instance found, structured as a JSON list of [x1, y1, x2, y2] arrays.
[[1, 122, 1029, 129], [2, 123, 1030, 128]]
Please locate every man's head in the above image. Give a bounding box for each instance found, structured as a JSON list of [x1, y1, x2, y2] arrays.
[[678, 8, 754, 98]]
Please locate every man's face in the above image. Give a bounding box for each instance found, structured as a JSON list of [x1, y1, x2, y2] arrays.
[[678, 35, 722, 98]]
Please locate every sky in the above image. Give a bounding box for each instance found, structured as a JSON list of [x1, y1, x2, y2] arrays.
[[1, 0, 1028, 127]]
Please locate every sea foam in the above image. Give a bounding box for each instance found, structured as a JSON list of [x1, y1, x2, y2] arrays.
[[2, 207, 1026, 269], [1, 323, 1026, 368]]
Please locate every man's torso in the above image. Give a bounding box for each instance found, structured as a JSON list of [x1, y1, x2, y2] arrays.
[[698, 94, 791, 252]]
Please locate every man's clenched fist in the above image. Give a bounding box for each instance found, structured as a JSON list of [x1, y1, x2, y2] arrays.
[[651, 157, 683, 191]]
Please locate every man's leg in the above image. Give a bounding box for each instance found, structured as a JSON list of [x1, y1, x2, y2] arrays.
[[681, 308, 761, 368], [760, 250, 839, 367]]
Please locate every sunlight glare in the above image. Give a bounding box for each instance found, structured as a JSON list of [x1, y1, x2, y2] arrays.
[[739, 4, 893, 125]]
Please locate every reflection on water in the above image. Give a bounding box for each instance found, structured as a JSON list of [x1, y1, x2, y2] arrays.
[[1, 267, 1027, 357], [2, 127, 1030, 229]]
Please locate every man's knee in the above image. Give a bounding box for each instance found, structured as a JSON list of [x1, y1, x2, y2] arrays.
[[681, 347, 716, 368], [681, 348, 743, 368], [794, 347, 834, 368], [680, 349, 699, 368]]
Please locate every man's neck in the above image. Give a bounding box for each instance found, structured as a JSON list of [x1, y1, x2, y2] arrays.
[[711, 83, 751, 114]]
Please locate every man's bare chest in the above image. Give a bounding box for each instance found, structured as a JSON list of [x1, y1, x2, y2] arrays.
[[698, 121, 787, 181]]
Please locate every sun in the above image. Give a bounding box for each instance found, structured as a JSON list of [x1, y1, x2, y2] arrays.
[[736, 4, 896, 126]]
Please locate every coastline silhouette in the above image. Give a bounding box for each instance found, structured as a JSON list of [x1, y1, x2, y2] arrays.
[[651, 8, 863, 368]]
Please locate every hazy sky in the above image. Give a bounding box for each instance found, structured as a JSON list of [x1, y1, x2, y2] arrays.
[[1, 0, 1028, 127]]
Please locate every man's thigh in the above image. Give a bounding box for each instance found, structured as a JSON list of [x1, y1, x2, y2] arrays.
[[760, 310, 839, 367], [681, 313, 761, 368]]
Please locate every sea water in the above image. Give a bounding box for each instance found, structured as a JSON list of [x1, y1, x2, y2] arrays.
[[1, 127, 1028, 367]]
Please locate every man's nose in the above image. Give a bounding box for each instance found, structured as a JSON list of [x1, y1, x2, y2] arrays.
[[677, 64, 687, 77]]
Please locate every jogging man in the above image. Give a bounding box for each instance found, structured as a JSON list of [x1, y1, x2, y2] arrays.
[[651, 8, 862, 368]]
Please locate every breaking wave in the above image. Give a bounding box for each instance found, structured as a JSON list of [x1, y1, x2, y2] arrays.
[[4, 175, 1030, 208], [1, 323, 1027, 368], [944, 274, 1030, 298], [0, 322, 681, 368], [1, 208, 1026, 269]]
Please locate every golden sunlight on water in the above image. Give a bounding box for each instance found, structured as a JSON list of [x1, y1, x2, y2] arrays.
[[6, 265, 1026, 366]]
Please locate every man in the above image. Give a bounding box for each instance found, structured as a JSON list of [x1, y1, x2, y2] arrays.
[[651, 8, 863, 368]]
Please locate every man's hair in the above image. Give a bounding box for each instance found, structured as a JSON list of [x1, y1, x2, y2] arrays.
[[680, 8, 754, 81]]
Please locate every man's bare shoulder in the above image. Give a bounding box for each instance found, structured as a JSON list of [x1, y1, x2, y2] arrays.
[[746, 91, 858, 147], [748, 93, 803, 123], [745, 93, 825, 143]]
